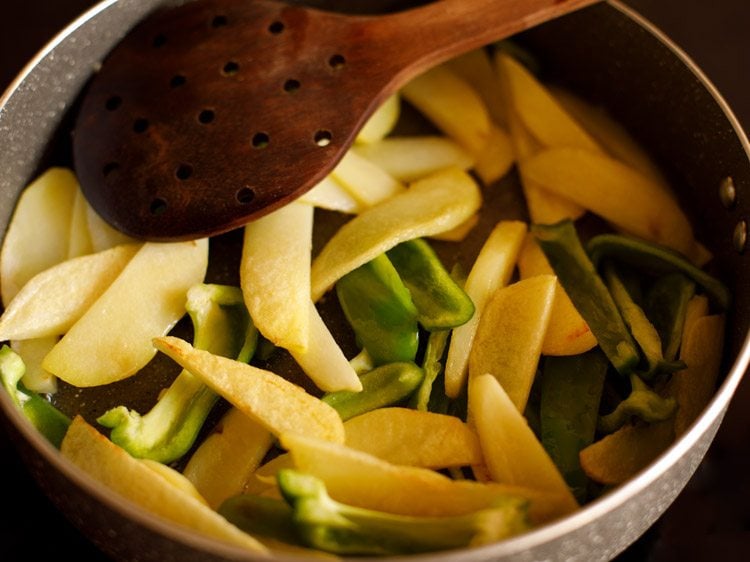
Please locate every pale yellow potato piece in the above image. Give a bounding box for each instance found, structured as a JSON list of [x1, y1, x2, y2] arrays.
[[141, 459, 208, 505], [579, 420, 674, 486], [241, 201, 312, 354], [11, 337, 58, 394], [444, 220, 527, 398], [469, 276, 556, 412], [61, 416, 266, 553], [672, 314, 725, 436], [85, 200, 137, 252], [401, 66, 491, 155], [244, 453, 294, 495], [288, 301, 362, 392], [521, 147, 698, 259], [429, 213, 480, 242], [0, 244, 139, 341], [43, 240, 208, 387], [496, 52, 601, 153], [311, 167, 482, 301], [469, 374, 578, 511], [280, 432, 575, 524], [473, 125, 515, 185], [331, 150, 405, 207], [184, 407, 274, 509], [153, 336, 345, 444], [68, 188, 94, 259], [682, 294, 710, 344], [517, 235, 596, 356], [355, 93, 400, 144], [354, 136, 475, 182], [1, 168, 77, 306], [445, 48, 507, 126], [299, 176, 364, 214], [344, 407, 482, 469]]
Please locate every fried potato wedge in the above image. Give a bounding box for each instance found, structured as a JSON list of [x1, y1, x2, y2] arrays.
[[343, 407, 482, 469], [61, 416, 267, 553], [67, 188, 93, 259], [356, 93, 400, 144], [153, 336, 345, 444], [299, 176, 364, 214], [331, 150, 405, 207], [474, 125, 515, 185]]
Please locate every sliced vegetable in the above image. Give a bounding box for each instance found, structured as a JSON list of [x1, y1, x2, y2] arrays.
[[473, 125, 515, 185], [598, 374, 677, 434], [11, 337, 59, 395], [67, 188, 93, 259], [532, 220, 640, 375], [356, 93, 400, 145], [412, 328, 450, 412], [336, 254, 419, 365], [0, 345, 70, 448], [586, 233, 730, 310], [644, 273, 696, 362], [153, 336, 345, 444], [218, 494, 299, 547], [299, 176, 363, 214], [387, 238, 474, 331], [311, 167, 482, 301], [321, 362, 424, 421], [539, 350, 607, 502], [331, 150, 405, 207], [98, 284, 256, 463]]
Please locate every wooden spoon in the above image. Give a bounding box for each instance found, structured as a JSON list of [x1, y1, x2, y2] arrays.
[[73, 0, 598, 240]]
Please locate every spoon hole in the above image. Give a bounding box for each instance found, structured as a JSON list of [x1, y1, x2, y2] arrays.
[[222, 61, 240, 76], [152, 34, 167, 48], [268, 21, 285, 34], [314, 130, 332, 147], [170, 74, 187, 88], [329, 54, 346, 69], [252, 132, 270, 149], [105, 96, 122, 111], [150, 198, 168, 215], [211, 15, 228, 28], [133, 118, 149, 133], [283, 79, 301, 93], [237, 187, 255, 204], [102, 162, 119, 177], [198, 110, 215, 124], [175, 164, 193, 181]]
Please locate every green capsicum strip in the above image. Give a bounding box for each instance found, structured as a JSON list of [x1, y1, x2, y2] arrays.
[[386, 239, 475, 331], [0, 345, 70, 448], [597, 373, 677, 434], [539, 350, 607, 502], [97, 284, 257, 463], [645, 273, 696, 362], [532, 220, 640, 375], [411, 329, 450, 412], [218, 494, 301, 547], [336, 254, 419, 365], [603, 262, 685, 379], [268, 469, 530, 555], [586, 233, 730, 310], [322, 362, 424, 421]]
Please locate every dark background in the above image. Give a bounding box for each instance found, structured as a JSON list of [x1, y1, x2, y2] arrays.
[[1, 0, 749, 560]]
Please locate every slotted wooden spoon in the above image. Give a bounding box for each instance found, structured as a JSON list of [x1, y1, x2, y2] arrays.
[[73, 0, 598, 240]]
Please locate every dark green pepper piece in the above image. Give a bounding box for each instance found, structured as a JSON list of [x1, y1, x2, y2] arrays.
[[598, 373, 676, 434], [218, 494, 300, 546], [336, 254, 419, 365], [386, 239, 475, 331], [586, 233, 729, 310], [645, 273, 696, 362], [532, 220, 640, 375], [411, 329, 450, 412], [322, 362, 424, 421], [540, 350, 607, 502], [0, 345, 71, 448]]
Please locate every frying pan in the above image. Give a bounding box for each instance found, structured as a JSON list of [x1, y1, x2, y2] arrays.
[[1, 1, 749, 560]]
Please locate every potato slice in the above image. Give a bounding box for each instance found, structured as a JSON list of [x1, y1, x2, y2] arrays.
[[184, 407, 274, 509], [672, 313, 725, 436], [517, 235, 596, 356], [469, 374, 578, 511], [354, 136, 475, 182], [153, 336, 345, 444], [401, 66, 491, 155], [61, 416, 266, 553], [579, 421, 674, 486], [241, 201, 313, 354], [0, 244, 139, 341], [429, 213, 480, 243], [85, 200, 136, 252], [331, 150, 405, 207], [496, 52, 601, 153], [280, 432, 574, 524], [1, 168, 77, 306], [67, 188, 94, 259], [521, 147, 697, 259], [355, 93, 400, 144], [299, 176, 364, 214], [469, 275, 556, 412], [473, 125, 515, 185], [11, 337, 58, 394], [343, 407, 482, 469], [444, 220, 527, 398], [43, 240, 208, 387], [311, 167, 482, 301], [445, 48, 507, 126]]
